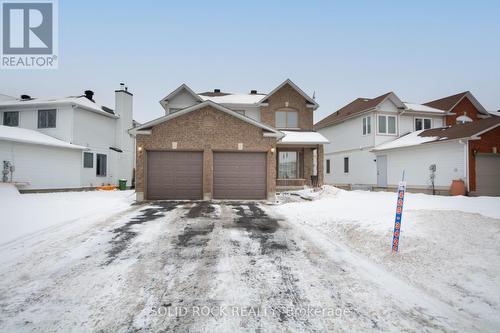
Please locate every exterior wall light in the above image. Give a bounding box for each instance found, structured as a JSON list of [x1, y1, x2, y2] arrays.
[[270, 147, 275, 153], [138, 146, 143, 152]]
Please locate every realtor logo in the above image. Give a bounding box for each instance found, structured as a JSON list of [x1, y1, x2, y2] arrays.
[[1, 0, 58, 69]]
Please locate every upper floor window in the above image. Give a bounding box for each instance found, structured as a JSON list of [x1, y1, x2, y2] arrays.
[[415, 117, 432, 131], [362, 116, 371, 135], [378, 115, 396, 135], [276, 110, 298, 128], [3, 111, 19, 127], [38, 109, 56, 128]]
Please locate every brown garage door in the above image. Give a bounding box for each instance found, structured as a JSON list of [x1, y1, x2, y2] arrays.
[[476, 154, 500, 196], [147, 151, 203, 200], [213, 152, 267, 199]]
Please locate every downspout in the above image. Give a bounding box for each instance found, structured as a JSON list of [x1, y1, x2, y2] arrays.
[[465, 140, 470, 193]]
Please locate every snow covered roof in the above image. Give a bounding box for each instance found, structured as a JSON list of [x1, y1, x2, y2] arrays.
[[373, 117, 500, 151], [403, 103, 446, 114], [279, 131, 330, 145], [372, 130, 439, 151], [132, 100, 284, 138], [0, 93, 16, 102], [0, 125, 87, 150], [199, 93, 265, 105], [0, 96, 117, 118]]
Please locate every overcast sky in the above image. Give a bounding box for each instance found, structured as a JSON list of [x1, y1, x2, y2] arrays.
[[1, 0, 499, 123]]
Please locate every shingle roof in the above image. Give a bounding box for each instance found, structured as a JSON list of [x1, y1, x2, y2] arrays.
[[373, 116, 500, 151], [314, 92, 392, 130], [419, 115, 500, 140], [422, 91, 469, 111]]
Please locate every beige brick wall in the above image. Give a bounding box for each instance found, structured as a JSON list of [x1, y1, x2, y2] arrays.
[[136, 106, 277, 199], [260, 83, 314, 130]]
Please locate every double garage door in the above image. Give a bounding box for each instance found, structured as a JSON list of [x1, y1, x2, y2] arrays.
[[476, 154, 500, 196], [147, 151, 266, 200]]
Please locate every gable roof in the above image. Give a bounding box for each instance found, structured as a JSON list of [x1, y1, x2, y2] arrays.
[[315, 92, 402, 130], [132, 100, 283, 137], [423, 91, 488, 116], [258, 79, 319, 110], [373, 116, 500, 151], [199, 93, 265, 105], [159, 83, 203, 108], [0, 125, 87, 150]]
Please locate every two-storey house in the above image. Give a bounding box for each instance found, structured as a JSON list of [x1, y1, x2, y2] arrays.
[[316, 91, 500, 196], [0, 84, 135, 190], [131, 79, 329, 201]]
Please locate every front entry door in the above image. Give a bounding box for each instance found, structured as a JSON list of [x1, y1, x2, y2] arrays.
[[377, 155, 387, 187]]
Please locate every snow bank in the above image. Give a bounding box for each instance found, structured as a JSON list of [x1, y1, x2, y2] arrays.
[[276, 186, 500, 328], [0, 189, 135, 245]]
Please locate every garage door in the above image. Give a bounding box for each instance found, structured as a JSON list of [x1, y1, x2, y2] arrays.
[[213, 152, 267, 199], [147, 151, 203, 200], [476, 154, 500, 196]]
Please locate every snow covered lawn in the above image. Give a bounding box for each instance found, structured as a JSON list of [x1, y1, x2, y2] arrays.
[[0, 184, 136, 245], [0, 187, 499, 332], [275, 187, 500, 331]]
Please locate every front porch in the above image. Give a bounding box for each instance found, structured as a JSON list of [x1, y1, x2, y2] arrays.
[[276, 144, 324, 191]]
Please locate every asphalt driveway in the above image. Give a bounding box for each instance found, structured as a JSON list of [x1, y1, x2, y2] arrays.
[[0, 201, 474, 332]]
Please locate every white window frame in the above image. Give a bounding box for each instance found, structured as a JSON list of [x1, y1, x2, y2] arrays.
[[3, 111, 19, 127], [362, 116, 371, 135], [377, 114, 397, 135], [414, 117, 432, 131], [37, 109, 57, 129]]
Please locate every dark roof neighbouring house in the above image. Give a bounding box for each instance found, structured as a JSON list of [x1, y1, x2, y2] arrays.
[[373, 116, 500, 151], [314, 92, 393, 130]]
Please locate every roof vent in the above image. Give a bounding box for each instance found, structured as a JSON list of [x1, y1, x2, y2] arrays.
[[250, 90, 257, 94], [214, 89, 221, 93], [84, 90, 94, 101], [20, 94, 31, 100]]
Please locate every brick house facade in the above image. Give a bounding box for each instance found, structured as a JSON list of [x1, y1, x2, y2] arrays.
[[133, 79, 328, 201]]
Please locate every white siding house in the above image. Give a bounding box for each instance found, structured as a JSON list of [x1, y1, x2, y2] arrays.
[[316, 92, 450, 191], [0, 85, 135, 191]]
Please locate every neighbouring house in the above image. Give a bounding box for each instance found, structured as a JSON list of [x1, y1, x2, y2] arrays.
[[131, 79, 329, 201], [0, 84, 136, 191], [316, 91, 500, 196]]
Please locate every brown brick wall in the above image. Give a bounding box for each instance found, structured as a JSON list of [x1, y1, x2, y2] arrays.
[[136, 106, 277, 199], [468, 126, 500, 191], [260, 83, 314, 130], [446, 97, 481, 126]]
